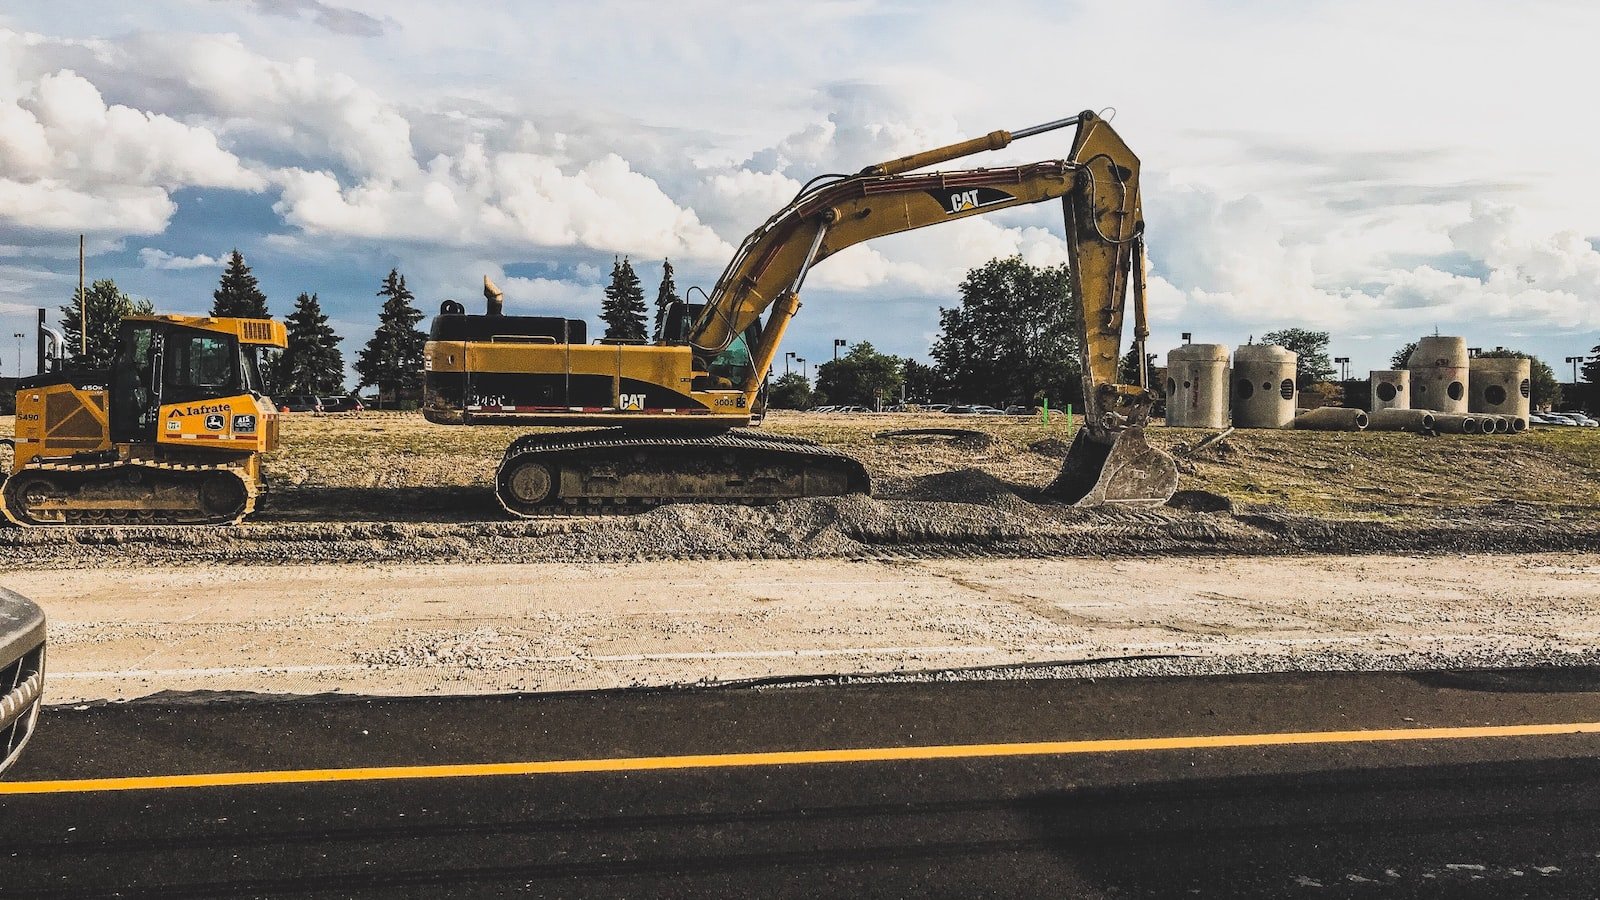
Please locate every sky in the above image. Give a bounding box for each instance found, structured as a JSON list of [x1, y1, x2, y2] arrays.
[[1, 0, 1598, 385]]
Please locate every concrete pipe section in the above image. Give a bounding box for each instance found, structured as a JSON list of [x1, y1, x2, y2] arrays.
[[1469, 356, 1532, 427], [1367, 409, 1437, 434], [1293, 407, 1369, 431], [1232, 344, 1297, 429], [1432, 413, 1485, 435], [1370, 369, 1410, 411], [1165, 344, 1230, 428], [1407, 336, 1469, 414]]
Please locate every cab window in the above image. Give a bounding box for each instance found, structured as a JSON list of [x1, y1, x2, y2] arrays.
[[165, 331, 239, 399]]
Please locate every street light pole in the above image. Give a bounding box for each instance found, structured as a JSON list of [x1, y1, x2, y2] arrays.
[[12, 332, 23, 379], [797, 357, 807, 381], [833, 338, 846, 361], [784, 351, 795, 376], [1334, 356, 1350, 381], [1567, 356, 1584, 383]]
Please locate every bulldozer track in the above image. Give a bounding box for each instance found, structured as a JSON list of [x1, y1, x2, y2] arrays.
[[494, 428, 871, 518], [0, 457, 257, 527]]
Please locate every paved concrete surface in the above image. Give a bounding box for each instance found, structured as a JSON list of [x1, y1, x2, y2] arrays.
[[4, 668, 1600, 896], [8, 553, 1600, 702]]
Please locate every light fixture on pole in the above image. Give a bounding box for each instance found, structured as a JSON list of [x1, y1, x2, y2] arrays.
[[784, 351, 796, 376], [833, 338, 846, 361], [1181, 332, 1192, 344], [1334, 356, 1350, 381], [796, 357, 807, 380], [1567, 356, 1585, 383], [1468, 347, 1482, 358], [11, 332, 23, 379]]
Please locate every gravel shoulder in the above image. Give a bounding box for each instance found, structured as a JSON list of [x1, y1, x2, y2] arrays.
[[12, 553, 1600, 704]]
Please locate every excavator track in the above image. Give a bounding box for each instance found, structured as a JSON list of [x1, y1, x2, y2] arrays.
[[0, 458, 257, 527], [495, 428, 871, 517]]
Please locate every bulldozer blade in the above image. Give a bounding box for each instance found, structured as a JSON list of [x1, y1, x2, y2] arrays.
[[1045, 426, 1178, 508]]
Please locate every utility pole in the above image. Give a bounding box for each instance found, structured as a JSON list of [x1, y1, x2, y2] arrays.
[[78, 234, 86, 357]]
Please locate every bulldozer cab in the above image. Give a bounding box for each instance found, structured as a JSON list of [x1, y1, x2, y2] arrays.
[[109, 320, 265, 444]]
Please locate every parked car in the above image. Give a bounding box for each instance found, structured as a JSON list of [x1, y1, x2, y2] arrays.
[[946, 404, 1005, 415], [834, 405, 871, 413], [276, 394, 323, 413], [1004, 405, 1037, 416], [923, 404, 951, 413], [1542, 412, 1581, 426], [1565, 412, 1599, 427], [809, 405, 836, 413], [0, 587, 45, 777], [318, 395, 365, 413]]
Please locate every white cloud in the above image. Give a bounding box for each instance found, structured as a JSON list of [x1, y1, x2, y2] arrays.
[[0, 33, 265, 241], [139, 248, 222, 270]]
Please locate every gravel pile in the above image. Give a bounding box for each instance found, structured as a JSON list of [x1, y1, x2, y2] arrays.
[[2, 468, 1597, 569]]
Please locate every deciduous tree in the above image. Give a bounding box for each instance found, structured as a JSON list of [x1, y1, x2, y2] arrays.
[[930, 256, 1079, 406], [1260, 328, 1334, 388], [814, 342, 902, 408], [58, 279, 152, 371]]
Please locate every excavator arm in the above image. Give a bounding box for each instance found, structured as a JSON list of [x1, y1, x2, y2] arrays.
[[686, 111, 1175, 505]]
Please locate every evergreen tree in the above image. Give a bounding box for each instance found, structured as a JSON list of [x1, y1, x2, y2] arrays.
[[930, 256, 1080, 406], [353, 269, 426, 408], [211, 249, 271, 318], [59, 279, 153, 371], [653, 258, 681, 340], [275, 292, 346, 395], [1581, 346, 1599, 384], [600, 257, 649, 341]]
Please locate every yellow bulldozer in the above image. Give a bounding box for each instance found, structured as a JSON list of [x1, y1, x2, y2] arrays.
[[422, 109, 1178, 515], [1, 314, 286, 526]]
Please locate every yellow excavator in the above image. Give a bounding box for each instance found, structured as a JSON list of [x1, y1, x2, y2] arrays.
[[422, 110, 1178, 515], [1, 315, 286, 525]]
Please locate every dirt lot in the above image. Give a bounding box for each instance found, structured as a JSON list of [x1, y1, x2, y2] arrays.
[[1, 411, 1596, 568], [15, 553, 1600, 703]]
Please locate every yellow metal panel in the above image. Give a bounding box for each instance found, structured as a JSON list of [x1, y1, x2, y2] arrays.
[[156, 394, 271, 453]]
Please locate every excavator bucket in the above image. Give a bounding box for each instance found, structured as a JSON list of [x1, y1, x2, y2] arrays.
[[1044, 427, 1178, 508]]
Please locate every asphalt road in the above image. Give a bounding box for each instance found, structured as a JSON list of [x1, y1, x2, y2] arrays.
[[4, 668, 1600, 897]]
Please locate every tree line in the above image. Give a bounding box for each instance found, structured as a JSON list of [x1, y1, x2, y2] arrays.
[[766, 256, 1580, 412], [46, 248, 1585, 414], [57, 251, 427, 406]]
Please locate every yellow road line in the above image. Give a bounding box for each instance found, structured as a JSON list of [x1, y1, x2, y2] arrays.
[[4, 721, 1598, 796]]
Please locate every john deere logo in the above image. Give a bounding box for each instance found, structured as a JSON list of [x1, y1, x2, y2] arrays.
[[204, 414, 226, 432], [927, 187, 1014, 214]]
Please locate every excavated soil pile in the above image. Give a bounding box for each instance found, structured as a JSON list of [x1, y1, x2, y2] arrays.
[[2, 411, 1597, 568]]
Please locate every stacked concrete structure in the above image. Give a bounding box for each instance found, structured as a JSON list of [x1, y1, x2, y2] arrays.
[[1369, 369, 1410, 411], [1164, 343, 1230, 428], [1231, 344, 1298, 429], [1407, 336, 1469, 414], [1468, 356, 1532, 428]]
